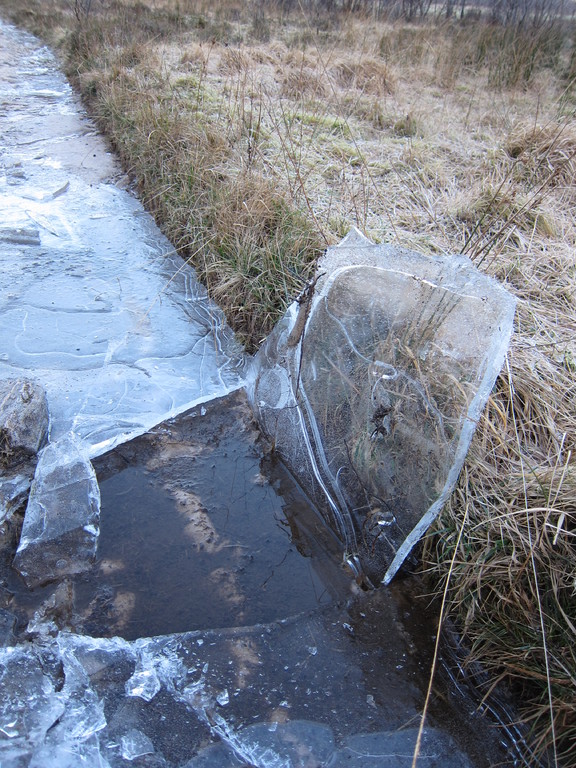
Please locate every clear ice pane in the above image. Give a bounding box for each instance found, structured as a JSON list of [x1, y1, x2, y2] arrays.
[[250, 229, 516, 584], [121, 729, 155, 761], [0, 646, 64, 748], [125, 655, 161, 702], [13, 433, 100, 587]]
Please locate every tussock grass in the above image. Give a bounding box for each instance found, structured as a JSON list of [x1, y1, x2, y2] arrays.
[[506, 122, 576, 188], [1, 0, 575, 762]]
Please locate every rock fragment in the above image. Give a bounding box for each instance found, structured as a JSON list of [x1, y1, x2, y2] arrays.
[[0, 378, 49, 470]]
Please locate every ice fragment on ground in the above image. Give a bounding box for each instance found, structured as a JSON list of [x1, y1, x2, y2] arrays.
[[55, 637, 107, 741], [249, 228, 517, 584], [0, 645, 64, 760], [13, 433, 100, 587], [121, 729, 155, 761], [125, 653, 161, 702], [26, 581, 75, 639]]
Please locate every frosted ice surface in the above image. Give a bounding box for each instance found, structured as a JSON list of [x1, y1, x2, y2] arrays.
[[13, 433, 101, 586], [0, 20, 244, 460]]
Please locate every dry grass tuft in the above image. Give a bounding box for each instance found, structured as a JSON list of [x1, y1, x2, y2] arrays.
[[332, 56, 394, 96], [218, 46, 252, 74], [422, 239, 576, 763], [506, 121, 576, 189], [280, 65, 328, 100]]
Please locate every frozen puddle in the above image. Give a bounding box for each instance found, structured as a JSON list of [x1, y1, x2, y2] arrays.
[[0, 18, 521, 768], [6, 391, 344, 641]]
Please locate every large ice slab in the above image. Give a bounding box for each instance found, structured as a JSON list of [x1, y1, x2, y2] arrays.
[[249, 229, 516, 585], [0, 19, 244, 459]]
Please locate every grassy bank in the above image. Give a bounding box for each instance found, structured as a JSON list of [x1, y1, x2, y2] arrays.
[[1, 1, 575, 763]]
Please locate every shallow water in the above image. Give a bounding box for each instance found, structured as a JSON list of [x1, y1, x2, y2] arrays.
[[85, 392, 344, 639], [0, 17, 526, 768]]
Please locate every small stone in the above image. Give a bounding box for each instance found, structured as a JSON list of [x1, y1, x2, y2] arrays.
[[0, 379, 49, 470]]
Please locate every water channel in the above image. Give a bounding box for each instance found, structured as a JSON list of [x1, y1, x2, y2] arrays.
[[0, 18, 527, 768]]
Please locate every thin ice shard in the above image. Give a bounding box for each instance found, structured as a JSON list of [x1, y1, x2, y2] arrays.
[[125, 653, 161, 702], [121, 729, 155, 761], [13, 433, 101, 587]]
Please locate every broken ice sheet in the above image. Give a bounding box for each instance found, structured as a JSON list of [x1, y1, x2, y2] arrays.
[[13, 433, 101, 587], [250, 229, 517, 584], [0, 645, 64, 750], [0, 19, 244, 460], [54, 637, 107, 741], [0, 586, 513, 768]]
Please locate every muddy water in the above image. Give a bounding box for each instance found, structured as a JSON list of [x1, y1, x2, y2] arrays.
[[0, 17, 528, 768], [86, 391, 345, 639]]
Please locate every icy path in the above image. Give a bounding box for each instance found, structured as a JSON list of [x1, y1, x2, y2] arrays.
[[0, 20, 244, 457]]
